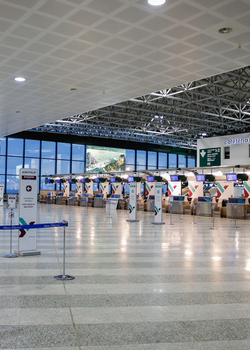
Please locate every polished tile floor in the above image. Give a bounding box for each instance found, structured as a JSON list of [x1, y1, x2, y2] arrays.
[[1, 203, 250, 349]]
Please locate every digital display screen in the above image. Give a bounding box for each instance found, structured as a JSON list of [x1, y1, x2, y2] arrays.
[[86, 145, 126, 173], [94, 178, 100, 183], [80, 178, 85, 183], [68, 179, 72, 183], [196, 174, 205, 182], [226, 173, 237, 181], [149, 195, 155, 200], [198, 196, 213, 202], [170, 175, 179, 181], [128, 176, 134, 182], [173, 196, 184, 201], [56, 179, 61, 183], [110, 177, 116, 183], [228, 197, 245, 204], [147, 176, 154, 182]]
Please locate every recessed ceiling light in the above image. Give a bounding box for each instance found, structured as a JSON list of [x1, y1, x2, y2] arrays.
[[218, 27, 232, 34], [148, 0, 166, 6], [15, 77, 25, 82]]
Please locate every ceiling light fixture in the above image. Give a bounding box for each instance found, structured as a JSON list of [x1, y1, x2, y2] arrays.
[[14, 77, 25, 82], [218, 27, 232, 34], [148, 0, 166, 6]]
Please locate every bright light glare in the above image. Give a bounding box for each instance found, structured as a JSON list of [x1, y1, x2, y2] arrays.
[[148, 0, 166, 5], [15, 77, 25, 82]]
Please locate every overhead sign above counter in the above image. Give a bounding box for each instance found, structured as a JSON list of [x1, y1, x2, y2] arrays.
[[200, 147, 221, 167]]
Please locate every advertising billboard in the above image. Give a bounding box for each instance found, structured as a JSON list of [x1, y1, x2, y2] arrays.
[[86, 146, 126, 173]]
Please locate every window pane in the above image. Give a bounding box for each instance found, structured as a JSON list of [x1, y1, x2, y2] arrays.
[[126, 149, 135, 165], [57, 143, 71, 160], [169, 154, 177, 168], [0, 174, 5, 187], [158, 153, 167, 169], [7, 157, 23, 175], [0, 138, 6, 155], [41, 141, 56, 159], [148, 151, 157, 169], [57, 160, 70, 174], [41, 159, 55, 176], [188, 156, 196, 168], [136, 150, 146, 167], [72, 161, 85, 173], [178, 154, 186, 168], [25, 139, 40, 158], [8, 138, 23, 156], [41, 177, 55, 191], [126, 164, 135, 171], [0, 156, 6, 174], [6, 175, 19, 193], [24, 158, 40, 173], [72, 144, 85, 161]]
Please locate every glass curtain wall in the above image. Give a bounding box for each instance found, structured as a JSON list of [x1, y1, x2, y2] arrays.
[[0, 137, 195, 193]]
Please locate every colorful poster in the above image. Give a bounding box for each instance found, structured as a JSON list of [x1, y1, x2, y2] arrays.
[[18, 168, 38, 252], [85, 182, 93, 195], [0, 184, 3, 206], [100, 182, 109, 198], [62, 182, 69, 197], [86, 146, 126, 173], [217, 181, 234, 200], [111, 183, 121, 195], [243, 181, 250, 198], [168, 182, 181, 196], [188, 181, 203, 198], [145, 182, 155, 196], [75, 182, 83, 197]]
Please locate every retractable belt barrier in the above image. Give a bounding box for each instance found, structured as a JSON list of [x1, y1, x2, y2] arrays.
[[0, 220, 75, 281]]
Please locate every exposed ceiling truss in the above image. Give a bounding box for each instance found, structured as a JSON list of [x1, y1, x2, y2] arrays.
[[30, 66, 250, 150]]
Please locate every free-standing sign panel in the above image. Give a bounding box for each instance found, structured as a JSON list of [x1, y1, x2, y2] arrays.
[[18, 169, 38, 252], [0, 184, 4, 206], [200, 147, 221, 167], [128, 183, 137, 221], [153, 183, 164, 224], [8, 194, 17, 209]]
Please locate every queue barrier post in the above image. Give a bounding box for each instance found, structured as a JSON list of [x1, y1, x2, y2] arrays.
[[210, 204, 216, 230], [4, 209, 18, 258], [169, 202, 174, 226], [54, 221, 75, 281], [191, 203, 196, 225], [233, 204, 239, 228], [0, 220, 74, 280]]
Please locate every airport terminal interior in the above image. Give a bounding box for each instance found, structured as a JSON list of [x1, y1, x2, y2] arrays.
[[1, 0, 250, 349]]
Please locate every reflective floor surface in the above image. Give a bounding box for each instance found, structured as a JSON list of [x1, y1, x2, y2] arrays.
[[1, 204, 250, 349]]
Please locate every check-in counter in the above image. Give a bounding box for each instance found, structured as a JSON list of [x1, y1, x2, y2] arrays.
[[106, 194, 120, 211], [227, 197, 246, 219], [147, 195, 155, 212], [196, 196, 213, 216], [79, 194, 89, 207], [67, 194, 76, 206], [94, 194, 104, 207], [169, 196, 185, 214], [55, 193, 64, 205], [46, 193, 55, 204]]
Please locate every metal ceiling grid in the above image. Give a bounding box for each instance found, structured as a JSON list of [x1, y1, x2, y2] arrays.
[[0, 0, 250, 138], [31, 66, 250, 150]]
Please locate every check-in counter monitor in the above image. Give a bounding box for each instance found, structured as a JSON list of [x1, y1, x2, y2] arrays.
[[196, 196, 213, 216], [227, 197, 246, 219]]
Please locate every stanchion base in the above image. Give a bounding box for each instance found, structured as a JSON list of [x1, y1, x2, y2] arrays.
[[209, 228, 217, 230], [4, 254, 18, 258], [191, 222, 196, 225], [233, 226, 240, 228], [168, 223, 174, 226], [54, 274, 75, 280], [151, 222, 165, 225], [126, 219, 140, 222], [14, 250, 41, 256]]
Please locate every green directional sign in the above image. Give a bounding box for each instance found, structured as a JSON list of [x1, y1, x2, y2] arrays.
[[200, 147, 221, 167]]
